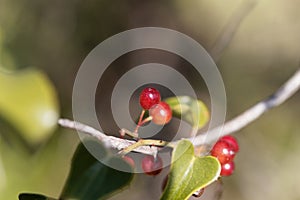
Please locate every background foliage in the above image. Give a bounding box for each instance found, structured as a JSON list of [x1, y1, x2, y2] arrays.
[[0, 0, 300, 199]]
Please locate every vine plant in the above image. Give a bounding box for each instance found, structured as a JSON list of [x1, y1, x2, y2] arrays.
[[18, 2, 300, 199], [19, 68, 300, 200]]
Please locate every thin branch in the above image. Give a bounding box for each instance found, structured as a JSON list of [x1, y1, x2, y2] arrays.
[[209, 0, 256, 61], [58, 119, 159, 156], [191, 68, 300, 146], [58, 119, 106, 140], [58, 68, 300, 154]]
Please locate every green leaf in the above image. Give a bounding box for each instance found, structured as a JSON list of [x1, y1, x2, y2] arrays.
[[164, 96, 209, 129], [60, 139, 133, 200], [160, 140, 220, 200], [18, 193, 56, 200], [0, 68, 59, 144]]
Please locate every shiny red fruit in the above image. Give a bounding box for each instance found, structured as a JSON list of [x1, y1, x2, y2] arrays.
[[139, 87, 161, 110], [220, 161, 235, 176], [142, 155, 163, 176], [149, 102, 172, 125], [220, 135, 239, 153], [211, 140, 235, 164]]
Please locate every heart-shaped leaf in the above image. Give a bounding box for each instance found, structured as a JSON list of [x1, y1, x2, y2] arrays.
[[164, 96, 209, 129], [60, 139, 133, 200], [18, 193, 56, 200], [160, 140, 220, 200], [0, 68, 59, 144]]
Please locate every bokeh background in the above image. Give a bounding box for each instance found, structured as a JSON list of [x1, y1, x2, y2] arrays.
[[0, 0, 300, 199]]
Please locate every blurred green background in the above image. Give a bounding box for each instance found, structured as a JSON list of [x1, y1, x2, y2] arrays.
[[0, 0, 299, 199]]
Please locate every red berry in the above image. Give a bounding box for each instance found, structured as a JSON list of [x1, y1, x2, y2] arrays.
[[220, 161, 235, 176], [139, 87, 161, 110], [142, 155, 163, 176], [211, 140, 235, 164], [220, 135, 239, 153], [149, 102, 172, 125], [123, 155, 135, 168]]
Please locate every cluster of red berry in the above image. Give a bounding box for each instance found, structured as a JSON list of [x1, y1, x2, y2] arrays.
[[123, 87, 171, 176], [139, 87, 172, 125], [211, 135, 239, 176], [123, 87, 239, 180], [121, 87, 240, 199]]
